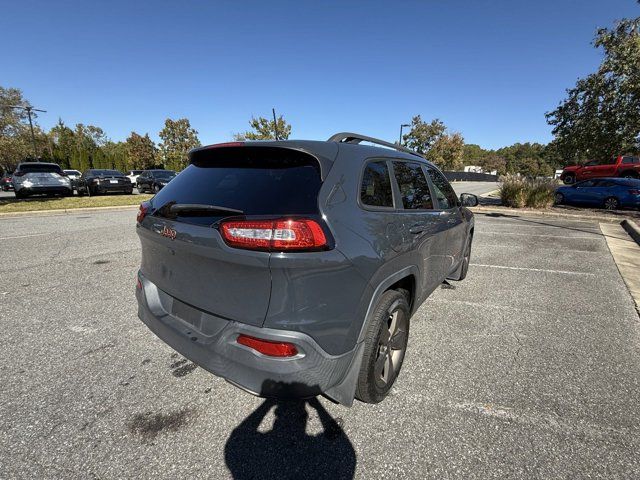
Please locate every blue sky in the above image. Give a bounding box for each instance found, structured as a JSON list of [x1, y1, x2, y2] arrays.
[[2, 0, 638, 149]]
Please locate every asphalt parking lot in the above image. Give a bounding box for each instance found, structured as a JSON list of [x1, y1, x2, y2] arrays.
[[1, 209, 639, 479]]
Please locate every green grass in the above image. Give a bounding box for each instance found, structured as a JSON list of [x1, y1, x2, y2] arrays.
[[0, 194, 153, 213]]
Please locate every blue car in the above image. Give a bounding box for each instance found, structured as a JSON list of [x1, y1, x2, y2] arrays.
[[555, 177, 640, 210]]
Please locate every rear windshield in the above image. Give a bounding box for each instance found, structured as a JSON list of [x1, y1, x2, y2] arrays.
[[152, 147, 322, 226], [152, 170, 176, 179], [19, 164, 62, 174]]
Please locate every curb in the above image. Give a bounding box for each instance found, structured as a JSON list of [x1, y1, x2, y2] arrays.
[[469, 205, 638, 224], [622, 219, 640, 246], [0, 204, 139, 218]]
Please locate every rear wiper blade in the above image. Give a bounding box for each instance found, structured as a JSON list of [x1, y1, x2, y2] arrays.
[[168, 204, 244, 215]]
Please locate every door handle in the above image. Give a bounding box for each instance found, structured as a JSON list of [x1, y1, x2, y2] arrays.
[[409, 224, 425, 234]]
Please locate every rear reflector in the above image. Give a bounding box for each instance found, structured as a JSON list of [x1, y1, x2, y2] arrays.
[[137, 202, 149, 223], [236, 334, 298, 357], [220, 218, 328, 251]]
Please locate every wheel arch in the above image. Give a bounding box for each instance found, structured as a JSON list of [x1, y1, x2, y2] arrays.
[[357, 266, 419, 344]]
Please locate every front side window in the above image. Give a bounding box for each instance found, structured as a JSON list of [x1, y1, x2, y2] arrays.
[[576, 180, 596, 188], [392, 162, 433, 210], [427, 168, 458, 209], [361, 161, 393, 208], [622, 156, 638, 165]]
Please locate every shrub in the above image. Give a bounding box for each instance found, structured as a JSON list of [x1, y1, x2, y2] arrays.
[[500, 175, 557, 208]]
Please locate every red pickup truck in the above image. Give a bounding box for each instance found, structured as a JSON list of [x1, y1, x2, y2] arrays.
[[560, 155, 640, 184]]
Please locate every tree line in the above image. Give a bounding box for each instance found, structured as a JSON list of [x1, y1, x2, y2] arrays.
[[0, 89, 202, 174], [1, 7, 637, 178]]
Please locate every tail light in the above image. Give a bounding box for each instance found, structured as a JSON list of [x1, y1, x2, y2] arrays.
[[629, 189, 640, 195], [237, 334, 298, 357], [220, 218, 328, 251], [137, 202, 149, 223]]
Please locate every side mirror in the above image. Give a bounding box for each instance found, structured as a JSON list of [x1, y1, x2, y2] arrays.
[[460, 193, 478, 207]]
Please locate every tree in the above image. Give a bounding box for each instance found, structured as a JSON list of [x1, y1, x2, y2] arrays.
[[234, 115, 291, 141], [425, 132, 465, 170], [401, 116, 446, 154], [479, 154, 507, 175], [402, 115, 465, 170], [159, 118, 200, 171], [0, 86, 45, 171], [546, 16, 640, 161], [103, 141, 128, 172], [125, 132, 157, 169], [0, 86, 35, 137], [49, 119, 76, 168]]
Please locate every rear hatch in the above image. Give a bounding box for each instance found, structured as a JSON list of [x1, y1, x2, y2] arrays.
[[94, 171, 129, 187], [137, 145, 324, 327], [15, 164, 67, 188]]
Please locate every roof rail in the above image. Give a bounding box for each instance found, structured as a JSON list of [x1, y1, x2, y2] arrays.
[[327, 132, 422, 158]]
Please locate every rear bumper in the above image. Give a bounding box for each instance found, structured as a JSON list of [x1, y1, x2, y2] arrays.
[[94, 184, 133, 193], [136, 272, 357, 399], [15, 185, 72, 195]]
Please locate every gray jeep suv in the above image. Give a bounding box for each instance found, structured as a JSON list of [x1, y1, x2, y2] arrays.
[[135, 133, 477, 406]]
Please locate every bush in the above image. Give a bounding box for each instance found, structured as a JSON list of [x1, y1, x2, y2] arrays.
[[500, 175, 557, 208]]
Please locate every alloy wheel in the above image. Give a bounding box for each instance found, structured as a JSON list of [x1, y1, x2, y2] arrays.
[[374, 308, 408, 387], [604, 197, 619, 210]]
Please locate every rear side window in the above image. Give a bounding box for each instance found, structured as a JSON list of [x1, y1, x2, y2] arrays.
[[361, 161, 393, 208], [622, 156, 639, 164], [392, 162, 433, 210], [427, 168, 459, 209], [152, 147, 322, 226]]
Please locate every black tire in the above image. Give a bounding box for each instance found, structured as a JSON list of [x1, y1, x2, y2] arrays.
[[554, 192, 564, 205], [355, 290, 410, 404], [77, 186, 85, 197], [604, 197, 619, 210], [137, 185, 145, 194], [87, 186, 93, 197], [563, 175, 575, 185], [153, 184, 160, 193], [621, 172, 638, 179], [15, 190, 25, 199]]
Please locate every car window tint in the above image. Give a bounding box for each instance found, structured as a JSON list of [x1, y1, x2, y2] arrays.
[[577, 180, 596, 187], [361, 161, 393, 208], [153, 147, 322, 226], [392, 162, 433, 210], [427, 168, 458, 209], [622, 156, 638, 164]]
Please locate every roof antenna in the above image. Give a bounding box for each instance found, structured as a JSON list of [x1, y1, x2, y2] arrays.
[[272, 108, 279, 141]]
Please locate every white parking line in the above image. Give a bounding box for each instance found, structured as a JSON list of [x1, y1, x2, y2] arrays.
[[0, 233, 47, 240], [481, 232, 600, 239], [470, 263, 596, 276]]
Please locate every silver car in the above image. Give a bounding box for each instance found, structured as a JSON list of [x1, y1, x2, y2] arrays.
[[13, 162, 72, 199]]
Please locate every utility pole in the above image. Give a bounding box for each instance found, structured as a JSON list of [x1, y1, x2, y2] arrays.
[[4, 105, 47, 159], [272, 108, 279, 141], [399, 123, 410, 146]]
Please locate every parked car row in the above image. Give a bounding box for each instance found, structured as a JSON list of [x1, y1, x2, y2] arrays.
[[2, 163, 178, 199], [555, 177, 640, 210], [560, 155, 640, 184]]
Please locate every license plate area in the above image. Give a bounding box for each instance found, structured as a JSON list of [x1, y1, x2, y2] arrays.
[[110, 180, 118, 184]]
